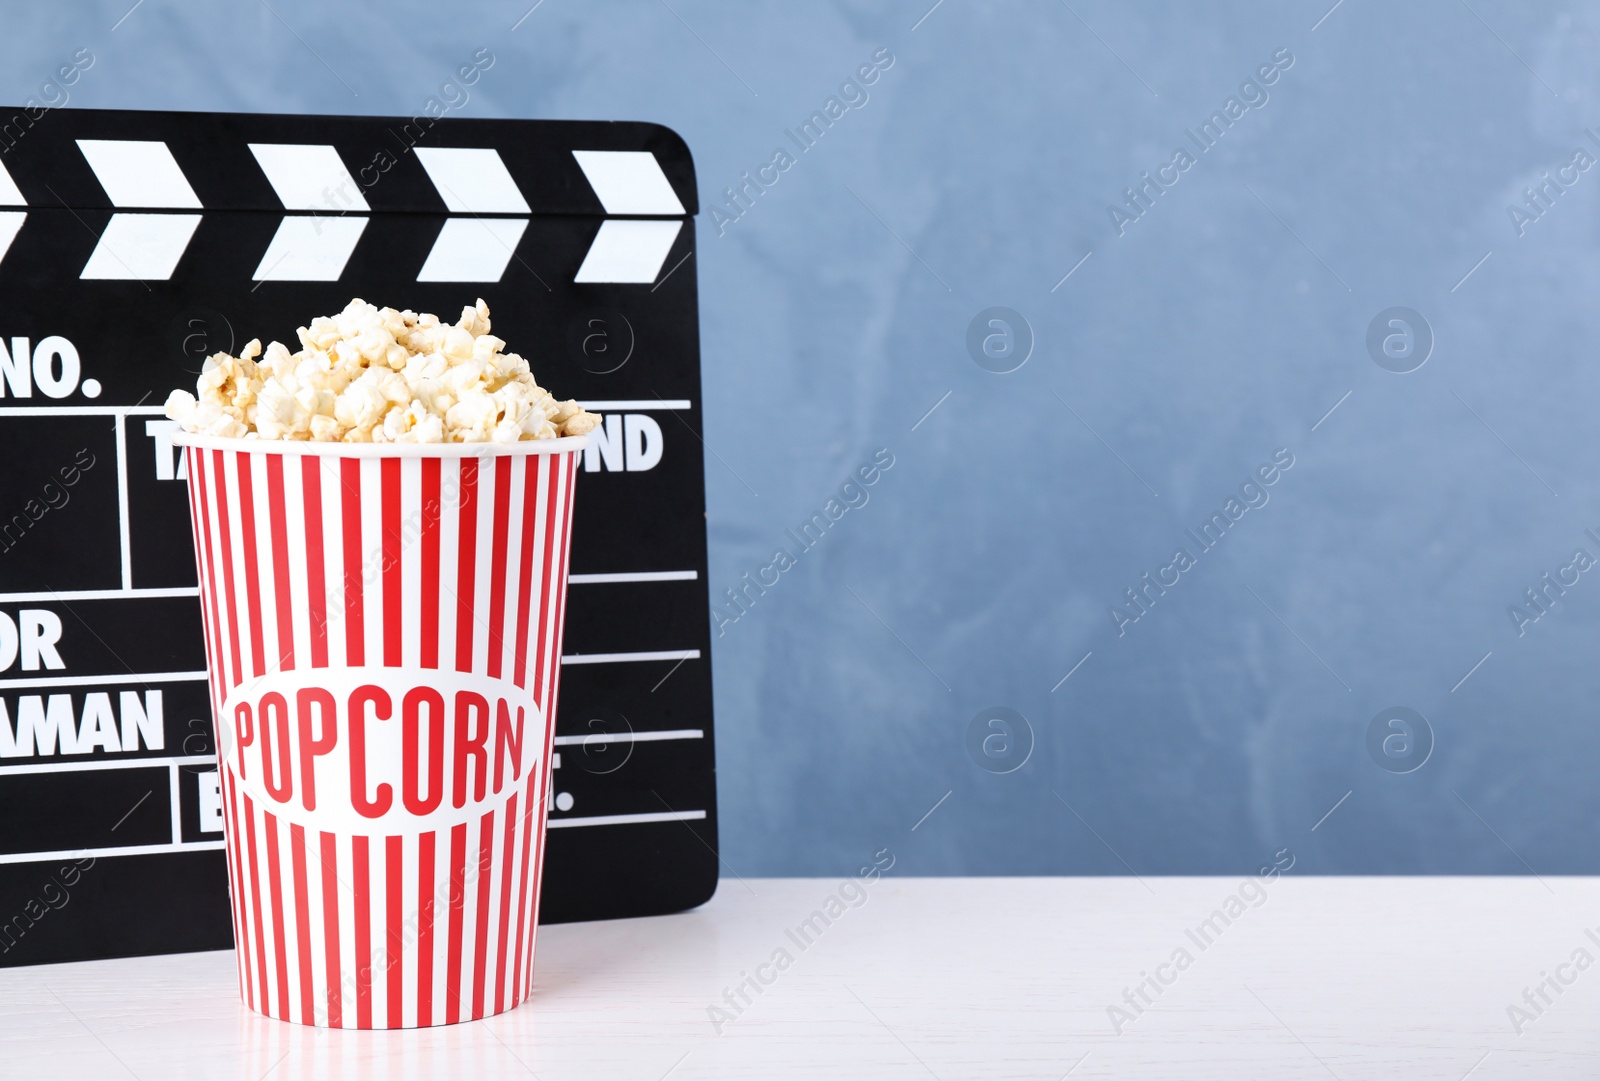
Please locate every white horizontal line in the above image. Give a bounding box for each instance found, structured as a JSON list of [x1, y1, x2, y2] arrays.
[[0, 406, 167, 416], [568, 571, 698, 584], [0, 839, 226, 866], [4, 654, 699, 682], [0, 670, 209, 690], [577, 400, 691, 411], [552, 729, 702, 747], [546, 810, 706, 829], [0, 754, 216, 776], [560, 650, 700, 666], [0, 402, 686, 418], [0, 587, 200, 603]]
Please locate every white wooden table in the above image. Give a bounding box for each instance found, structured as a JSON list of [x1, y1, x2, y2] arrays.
[[2, 877, 1596, 1079]]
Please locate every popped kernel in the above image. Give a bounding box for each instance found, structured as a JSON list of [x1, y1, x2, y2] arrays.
[[165, 298, 600, 443]]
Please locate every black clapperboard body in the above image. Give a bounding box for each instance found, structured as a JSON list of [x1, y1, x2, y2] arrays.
[[0, 108, 717, 967]]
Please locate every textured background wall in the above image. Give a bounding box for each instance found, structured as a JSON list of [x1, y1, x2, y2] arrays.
[[8, 0, 1596, 878]]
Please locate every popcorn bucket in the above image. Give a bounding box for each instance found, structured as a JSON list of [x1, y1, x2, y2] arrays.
[[171, 433, 585, 1028]]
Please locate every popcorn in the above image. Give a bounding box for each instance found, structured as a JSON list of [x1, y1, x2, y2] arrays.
[[164, 298, 601, 444]]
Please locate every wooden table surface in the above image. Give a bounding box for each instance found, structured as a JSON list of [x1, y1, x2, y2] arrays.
[[2, 876, 1596, 1079]]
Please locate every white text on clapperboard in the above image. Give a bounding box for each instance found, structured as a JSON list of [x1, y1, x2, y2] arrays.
[[0, 610, 164, 757]]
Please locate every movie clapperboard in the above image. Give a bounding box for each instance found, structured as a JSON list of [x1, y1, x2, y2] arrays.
[[0, 108, 717, 967]]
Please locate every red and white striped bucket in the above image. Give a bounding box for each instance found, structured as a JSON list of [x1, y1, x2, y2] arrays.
[[172, 433, 585, 1029]]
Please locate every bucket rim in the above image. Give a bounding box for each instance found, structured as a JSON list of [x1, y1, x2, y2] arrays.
[[170, 430, 591, 458]]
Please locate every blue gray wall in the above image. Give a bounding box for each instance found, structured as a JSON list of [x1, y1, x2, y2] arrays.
[[12, 0, 1596, 876]]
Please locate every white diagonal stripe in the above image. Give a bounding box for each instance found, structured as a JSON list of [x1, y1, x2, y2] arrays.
[[414, 147, 530, 213], [76, 140, 202, 208], [80, 213, 201, 279], [572, 150, 685, 215], [253, 215, 368, 280], [248, 143, 369, 211], [416, 216, 528, 281], [0, 159, 23, 206], [0, 211, 23, 264], [574, 219, 682, 283]]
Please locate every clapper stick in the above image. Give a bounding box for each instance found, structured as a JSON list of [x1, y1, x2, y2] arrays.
[[0, 110, 717, 967]]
